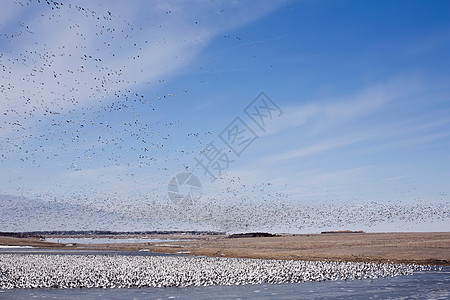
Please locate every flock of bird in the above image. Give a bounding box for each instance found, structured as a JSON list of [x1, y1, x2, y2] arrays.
[[1, 0, 202, 171], [0, 1, 217, 211], [2, 190, 449, 232], [0, 254, 435, 289], [0, 0, 448, 233]]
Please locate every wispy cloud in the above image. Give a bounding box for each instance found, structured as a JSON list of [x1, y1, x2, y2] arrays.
[[382, 175, 411, 182], [0, 0, 284, 137], [266, 134, 372, 162], [366, 131, 450, 153], [263, 77, 423, 136]]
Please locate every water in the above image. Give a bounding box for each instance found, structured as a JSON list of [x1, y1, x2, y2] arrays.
[[0, 246, 33, 249], [1, 268, 448, 300], [45, 238, 187, 244]]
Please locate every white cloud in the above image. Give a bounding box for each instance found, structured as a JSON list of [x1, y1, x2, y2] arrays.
[[367, 131, 450, 153], [266, 134, 372, 162], [322, 78, 419, 121], [262, 77, 423, 137], [0, 0, 284, 137], [382, 175, 411, 182]]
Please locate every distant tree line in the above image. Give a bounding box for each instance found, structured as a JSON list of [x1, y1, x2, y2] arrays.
[[228, 232, 279, 238], [321, 230, 364, 234], [0, 232, 44, 239]]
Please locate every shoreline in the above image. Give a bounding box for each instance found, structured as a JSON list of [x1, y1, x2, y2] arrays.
[[1, 232, 449, 266]]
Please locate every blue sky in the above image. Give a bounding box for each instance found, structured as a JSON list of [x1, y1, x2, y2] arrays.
[[0, 0, 449, 232]]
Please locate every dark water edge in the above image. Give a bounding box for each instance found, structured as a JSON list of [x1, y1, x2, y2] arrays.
[[1, 268, 448, 300]]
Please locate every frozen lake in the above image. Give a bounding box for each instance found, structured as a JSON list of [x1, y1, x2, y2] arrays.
[[1, 267, 448, 300], [45, 238, 187, 244]]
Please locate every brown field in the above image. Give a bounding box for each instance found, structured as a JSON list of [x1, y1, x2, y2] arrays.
[[1, 232, 449, 265]]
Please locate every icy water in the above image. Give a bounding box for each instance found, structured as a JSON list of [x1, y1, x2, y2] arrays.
[[45, 238, 186, 244], [1, 268, 448, 300]]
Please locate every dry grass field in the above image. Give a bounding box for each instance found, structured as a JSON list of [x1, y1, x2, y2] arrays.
[[1, 232, 449, 265]]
